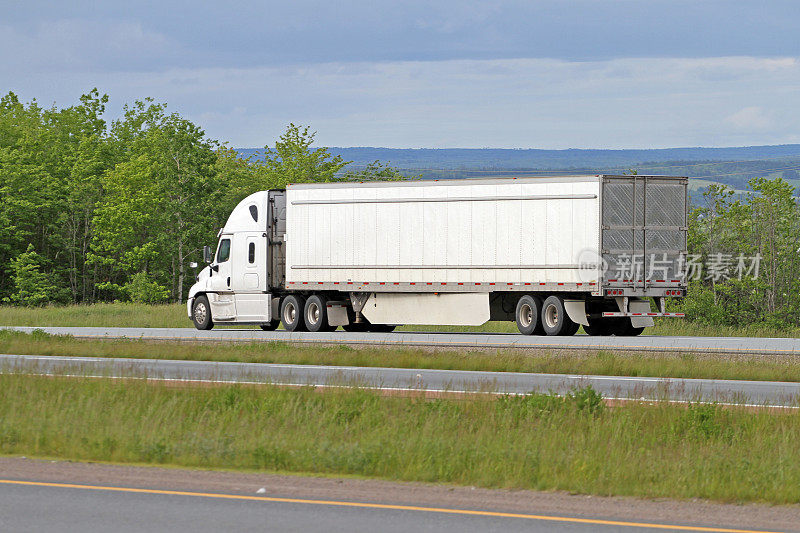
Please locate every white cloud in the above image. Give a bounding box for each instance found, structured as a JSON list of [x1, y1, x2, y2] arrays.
[[725, 107, 773, 131], [4, 56, 800, 148]]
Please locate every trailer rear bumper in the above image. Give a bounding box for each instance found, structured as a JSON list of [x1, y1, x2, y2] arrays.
[[602, 311, 684, 318]]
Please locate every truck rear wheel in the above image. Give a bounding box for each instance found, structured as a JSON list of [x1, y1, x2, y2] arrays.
[[515, 295, 543, 335], [541, 295, 578, 336], [191, 295, 214, 330], [304, 294, 336, 332], [281, 295, 307, 332]]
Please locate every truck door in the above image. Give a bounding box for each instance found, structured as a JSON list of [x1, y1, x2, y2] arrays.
[[268, 190, 287, 289], [231, 232, 270, 322], [207, 234, 236, 319], [601, 175, 688, 291]]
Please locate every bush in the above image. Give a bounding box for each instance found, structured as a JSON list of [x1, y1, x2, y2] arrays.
[[123, 272, 170, 304], [4, 244, 68, 306]]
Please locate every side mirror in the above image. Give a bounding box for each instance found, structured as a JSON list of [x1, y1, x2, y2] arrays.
[[211, 264, 219, 273], [203, 245, 212, 263]]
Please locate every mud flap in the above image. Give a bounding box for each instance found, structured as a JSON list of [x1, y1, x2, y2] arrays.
[[564, 299, 589, 326], [614, 297, 655, 328]]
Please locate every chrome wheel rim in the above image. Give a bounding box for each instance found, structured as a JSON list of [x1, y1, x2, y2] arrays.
[[544, 304, 559, 329], [519, 303, 533, 328], [283, 302, 296, 324], [307, 302, 320, 325], [194, 302, 207, 324]]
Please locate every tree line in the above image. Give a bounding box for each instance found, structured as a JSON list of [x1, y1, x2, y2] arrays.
[[0, 90, 405, 305], [2, 90, 799, 329], [684, 179, 800, 328]]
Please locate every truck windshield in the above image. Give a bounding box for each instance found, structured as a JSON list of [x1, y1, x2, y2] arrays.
[[217, 238, 231, 263]]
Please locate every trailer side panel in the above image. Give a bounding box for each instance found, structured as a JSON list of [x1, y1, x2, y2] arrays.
[[285, 177, 602, 290]]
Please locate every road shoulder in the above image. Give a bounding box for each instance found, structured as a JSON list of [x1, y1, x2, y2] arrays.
[[0, 456, 797, 532]]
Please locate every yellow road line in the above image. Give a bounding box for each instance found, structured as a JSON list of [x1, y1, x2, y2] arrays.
[[0, 479, 784, 533]]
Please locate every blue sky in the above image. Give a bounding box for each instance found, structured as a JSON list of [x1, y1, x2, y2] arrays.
[[3, 1, 799, 148]]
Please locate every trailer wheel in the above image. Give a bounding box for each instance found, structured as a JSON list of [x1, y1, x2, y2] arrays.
[[191, 295, 214, 330], [281, 295, 307, 332], [515, 295, 543, 335], [368, 324, 396, 333], [342, 323, 369, 332], [583, 318, 615, 336], [304, 294, 335, 332], [541, 295, 578, 336], [260, 320, 281, 331], [616, 319, 645, 337]]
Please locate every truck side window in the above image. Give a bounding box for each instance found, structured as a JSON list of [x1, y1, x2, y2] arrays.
[[248, 242, 255, 263], [217, 239, 231, 263]]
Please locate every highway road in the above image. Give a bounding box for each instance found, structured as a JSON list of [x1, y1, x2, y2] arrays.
[[1, 460, 795, 533], [4, 325, 800, 355], [0, 480, 677, 533], [2, 353, 798, 406]]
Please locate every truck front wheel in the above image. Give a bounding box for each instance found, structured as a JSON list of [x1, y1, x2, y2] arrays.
[[192, 295, 214, 330]]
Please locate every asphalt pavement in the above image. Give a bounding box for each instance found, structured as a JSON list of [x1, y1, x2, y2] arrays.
[[0, 479, 785, 533], [4, 325, 800, 355]]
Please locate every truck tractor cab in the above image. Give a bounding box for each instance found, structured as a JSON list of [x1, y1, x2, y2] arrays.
[[187, 190, 286, 330]]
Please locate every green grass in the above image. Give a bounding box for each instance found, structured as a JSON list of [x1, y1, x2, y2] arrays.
[[3, 329, 800, 383], [2, 302, 800, 338], [2, 374, 799, 504], [0, 303, 189, 328]]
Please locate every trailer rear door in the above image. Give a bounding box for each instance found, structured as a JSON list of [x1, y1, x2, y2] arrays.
[[600, 175, 687, 291]]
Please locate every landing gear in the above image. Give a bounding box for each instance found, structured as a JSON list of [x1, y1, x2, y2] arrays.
[[342, 305, 396, 332]]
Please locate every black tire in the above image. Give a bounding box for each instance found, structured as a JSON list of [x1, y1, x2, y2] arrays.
[[583, 318, 615, 336], [616, 319, 646, 337], [342, 322, 370, 332], [260, 320, 281, 331], [304, 294, 335, 332], [191, 295, 214, 330], [515, 294, 543, 335], [368, 324, 396, 333], [562, 320, 581, 336], [280, 294, 307, 332], [540, 295, 577, 336]]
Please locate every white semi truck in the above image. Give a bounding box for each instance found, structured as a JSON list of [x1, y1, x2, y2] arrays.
[[187, 175, 687, 335]]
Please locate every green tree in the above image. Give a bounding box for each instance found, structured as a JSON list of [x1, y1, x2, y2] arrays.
[[91, 99, 219, 302], [258, 123, 349, 185], [5, 244, 66, 306]]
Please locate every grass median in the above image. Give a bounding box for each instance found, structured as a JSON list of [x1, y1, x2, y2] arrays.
[[1, 374, 799, 504], [2, 329, 800, 383], [2, 302, 800, 338]]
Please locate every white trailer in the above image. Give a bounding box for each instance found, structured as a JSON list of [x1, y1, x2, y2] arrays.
[[187, 175, 687, 335]]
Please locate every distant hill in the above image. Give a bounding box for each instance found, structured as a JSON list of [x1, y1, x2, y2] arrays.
[[236, 144, 800, 195]]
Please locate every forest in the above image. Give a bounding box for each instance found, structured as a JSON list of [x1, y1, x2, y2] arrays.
[[1, 90, 798, 328]]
